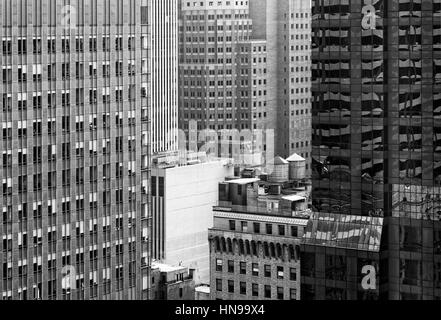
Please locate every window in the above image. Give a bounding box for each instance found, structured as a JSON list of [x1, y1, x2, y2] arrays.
[[264, 265, 271, 277], [278, 225, 285, 236], [151, 177, 157, 197], [290, 288, 297, 300], [277, 266, 284, 279], [254, 223, 260, 233], [76, 37, 84, 52], [240, 262, 246, 275], [228, 280, 234, 293], [252, 263, 259, 276], [264, 285, 271, 298], [290, 268, 297, 281], [229, 220, 236, 231], [240, 282, 246, 295], [62, 38, 70, 52], [47, 38, 56, 53], [241, 221, 248, 232], [277, 287, 284, 300], [252, 284, 259, 297], [18, 38, 27, 54], [291, 226, 298, 237], [33, 37, 41, 54], [228, 260, 234, 273], [18, 65, 27, 82], [216, 279, 222, 292], [158, 177, 164, 197], [216, 259, 223, 272], [266, 224, 272, 235]]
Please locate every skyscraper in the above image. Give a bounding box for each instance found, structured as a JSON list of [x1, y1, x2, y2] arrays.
[[178, 0, 272, 162], [249, 0, 312, 174], [311, 0, 441, 299], [151, 0, 179, 155], [0, 0, 177, 300]]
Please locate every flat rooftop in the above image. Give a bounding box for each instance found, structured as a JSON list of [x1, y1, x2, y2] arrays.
[[225, 178, 260, 185], [195, 286, 210, 294], [151, 262, 186, 273], [282, 194, 306, 202]]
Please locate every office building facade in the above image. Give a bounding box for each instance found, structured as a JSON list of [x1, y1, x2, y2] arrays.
[[0, 0, 177, 300], [311, 0, 441, 299], [178, 0, 273, 163], [300, 212, 383, 300], [151, 0, 179, 155], [250, 0, 312, 172], [209, 156, 311, 300]]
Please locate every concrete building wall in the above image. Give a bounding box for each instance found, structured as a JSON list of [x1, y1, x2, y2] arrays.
[[152, 160, 234, 285]]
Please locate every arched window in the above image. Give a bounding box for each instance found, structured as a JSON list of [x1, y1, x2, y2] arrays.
[[289, 245, 295, 261], [251, 241, 257, 256], [239, 240, 245, 255], [295, 245, 300, 261], [227, 238, 233, 253], [215, 237, 220, 252], [221, 237, 227, 252], [245, 240, 251, 255], [276, 243, 282, 259], [270, 243, 276, 258], [264, 242, 269, 257]]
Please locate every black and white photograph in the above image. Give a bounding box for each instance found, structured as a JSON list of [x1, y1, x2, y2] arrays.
[[0, 0, 440, 316]]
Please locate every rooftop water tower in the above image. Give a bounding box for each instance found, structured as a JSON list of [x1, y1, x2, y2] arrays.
[[286, 153, 306, 181], [269, 156, 289, 183]]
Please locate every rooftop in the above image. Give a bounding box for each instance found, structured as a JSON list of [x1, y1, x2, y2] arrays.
[[151, 262, 186, 273], [195, 286, 210, 294], [282, 194, 307, 202], [286, 153, 305, 162], [214, 201, 312, 219], [225, 178, 260, 185]]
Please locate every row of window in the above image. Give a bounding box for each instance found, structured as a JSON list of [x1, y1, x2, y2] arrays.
[[182, 24, 252, 32], [1, 141, 139, 164], [1, 90, 146, 115], [3, 175, 139, 197], [228, 219, 299, 237], [2, 264, 136, 299], [183, 11, 249, 19], [215, 260, 297, 280], [215, 279, 297, 299], [1, 35, 144, 55], [1, 118, 137, 139], [1, 61, 148, 84]]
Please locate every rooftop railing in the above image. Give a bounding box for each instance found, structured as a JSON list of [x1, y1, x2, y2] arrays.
[[214, 201, 311, 219]]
